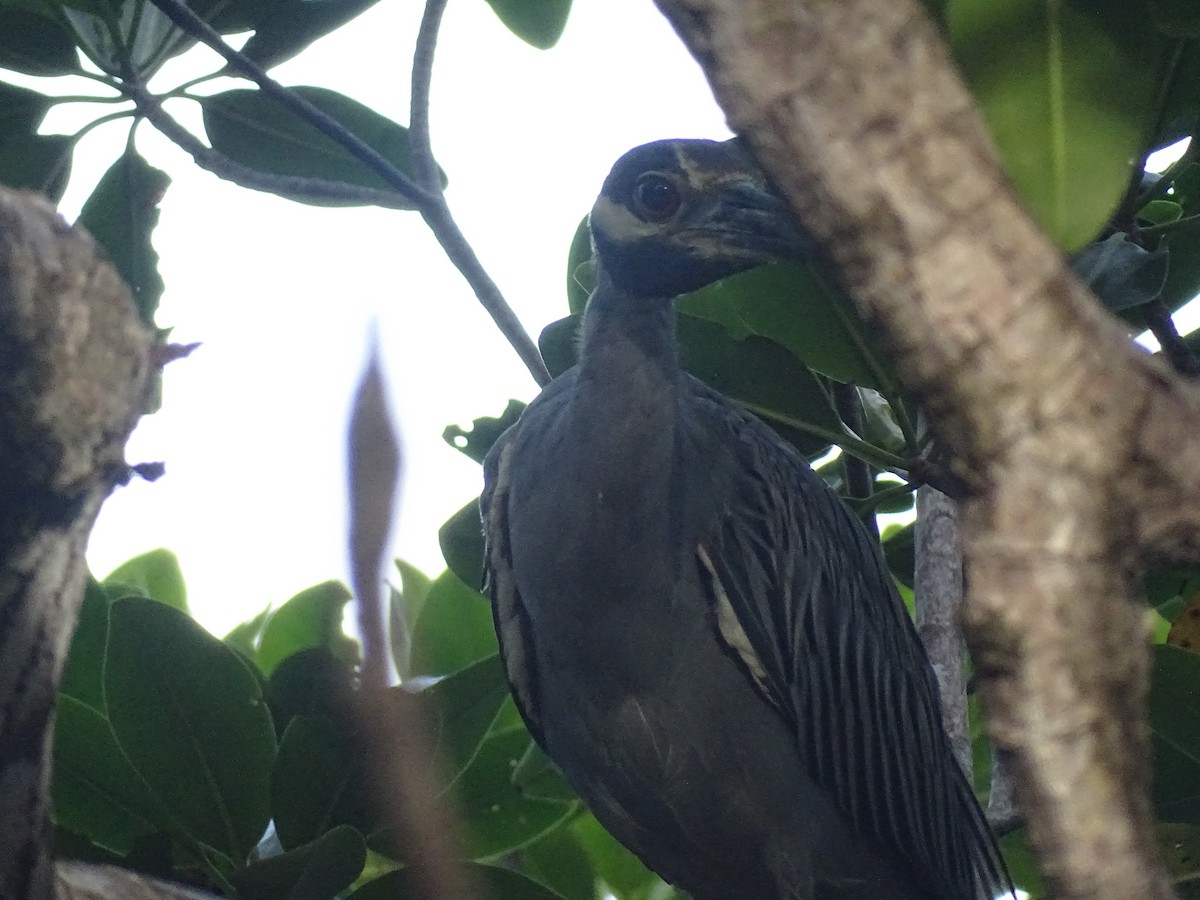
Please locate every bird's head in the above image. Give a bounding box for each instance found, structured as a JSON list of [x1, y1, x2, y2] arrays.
[[589, 138, 812, 299]]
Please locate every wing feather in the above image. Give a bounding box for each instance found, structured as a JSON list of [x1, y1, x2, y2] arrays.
[[690, 380, 1012, 900]]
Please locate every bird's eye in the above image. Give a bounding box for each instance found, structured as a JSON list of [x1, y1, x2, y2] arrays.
[[631, 174, 681, 222]]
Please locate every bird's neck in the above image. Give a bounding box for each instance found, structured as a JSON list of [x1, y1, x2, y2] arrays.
[[577, 268, 681, 420]]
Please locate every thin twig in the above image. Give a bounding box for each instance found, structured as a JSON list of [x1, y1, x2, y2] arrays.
[[1143, 299, 1200, 377], [404, 0, 551, 386], [145, 0, 436, 207], [409, 0, 449, 194]]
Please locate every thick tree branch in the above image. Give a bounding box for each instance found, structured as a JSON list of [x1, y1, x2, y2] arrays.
[[652, 1, 1200, 897], [0, 189, 222, 900]]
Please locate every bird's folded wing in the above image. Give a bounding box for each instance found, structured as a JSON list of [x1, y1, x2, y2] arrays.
[[696, 409, 1009, 900]]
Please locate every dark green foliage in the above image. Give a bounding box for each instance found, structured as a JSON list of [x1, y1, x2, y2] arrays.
[[201, 86, 442, 208], [78, 150, 170, 326], [483, 0, 573, 50]]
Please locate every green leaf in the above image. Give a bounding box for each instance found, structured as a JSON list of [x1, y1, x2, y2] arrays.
[[677, 314, 840, 457], [201, 86, 441, 208], [882, 521, 915, 589], [104, 598, 276, 860], [59, 578, 110, 711], [565, 214, 593, 313], [1071, 232, 1169, 313], [229, 825, 366, 900], [103, 548, 188, 613], [408, 570, 497, 678], [483, 0, 572, 49], [438, 499, 485, 591], [682, 262, 893, 390], [224, 605, 273, 661], [443, 400, 525, 464], [0, 9, 79, 74], [347, 863, 567, 900], [235, 0, 381, 69], [77, 149, 169, 325], [420, 654, 510, 783], [1140, 199, 1184, 226], [52, 696, 172, 855], [572, 812, 661, 898], [1145, 0, 1200, 37], [391, 560, 432, 678], [522, 826, 595, 900], [1150, 644, 1200, 827], [538, 315, 581, 378], [1161, 217, 1200, 314], [267, 647, 355, 729], [947, 0, 1173, 250], [372, 726, 574, 862], [0, 131, 73, 201], [257, 581, 357, 676], [511, 739, 576, 803], [271, 715, 365, 849]]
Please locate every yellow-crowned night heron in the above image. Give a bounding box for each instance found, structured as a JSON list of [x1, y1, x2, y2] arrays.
[[481, 139, 1013, 900]]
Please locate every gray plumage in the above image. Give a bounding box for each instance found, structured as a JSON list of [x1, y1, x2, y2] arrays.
[[481, 138, 1012, 900]]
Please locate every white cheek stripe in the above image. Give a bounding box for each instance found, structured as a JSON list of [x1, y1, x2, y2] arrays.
[[591, 197, 661, 242]]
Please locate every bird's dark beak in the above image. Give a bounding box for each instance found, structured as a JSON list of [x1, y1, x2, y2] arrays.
[[701, 181, 814, 263]]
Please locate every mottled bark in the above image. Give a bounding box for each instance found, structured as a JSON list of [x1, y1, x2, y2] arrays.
[[914, 486, 969, 776], [0, 189, 217, 900], [651, 2, 1197, 898]]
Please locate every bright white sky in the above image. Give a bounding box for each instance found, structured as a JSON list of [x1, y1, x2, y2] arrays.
[[20, 1, 731, 635]]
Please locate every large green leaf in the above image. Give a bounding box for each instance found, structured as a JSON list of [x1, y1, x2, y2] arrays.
[[1149, 644, 1200, 826], [522, 826, 596, 900], [256, 581, 358, 676], [52, 696, 173, 855], [677, 314, 841, 457], [201, 86, 440, 208], [229, 825, 366, 900], [408, 569, 497, 678], [572, 812, 664, 900], [948, 0, 1173, 250], [271, 715, 367, 849], [371, 726, 575, 862], [483, 0, 572, 49], [103, 547, 188, 613], [0, 9, 78, 74], [420, 653, 510, 783], [104, 598, 276, 860], [77, 149, 169, 325], [347, 862, 567, 900], [683, 262, 893, 390], [59, 578, 109, 711]]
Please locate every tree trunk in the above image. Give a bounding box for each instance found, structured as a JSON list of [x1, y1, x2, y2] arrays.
[[651, 1, 1199, 897]]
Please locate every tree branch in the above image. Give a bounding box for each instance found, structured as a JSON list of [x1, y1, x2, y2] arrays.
[[652, 1, 1200, 897], [0, 189, 222, 900], [914, 485, 969, 775]]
